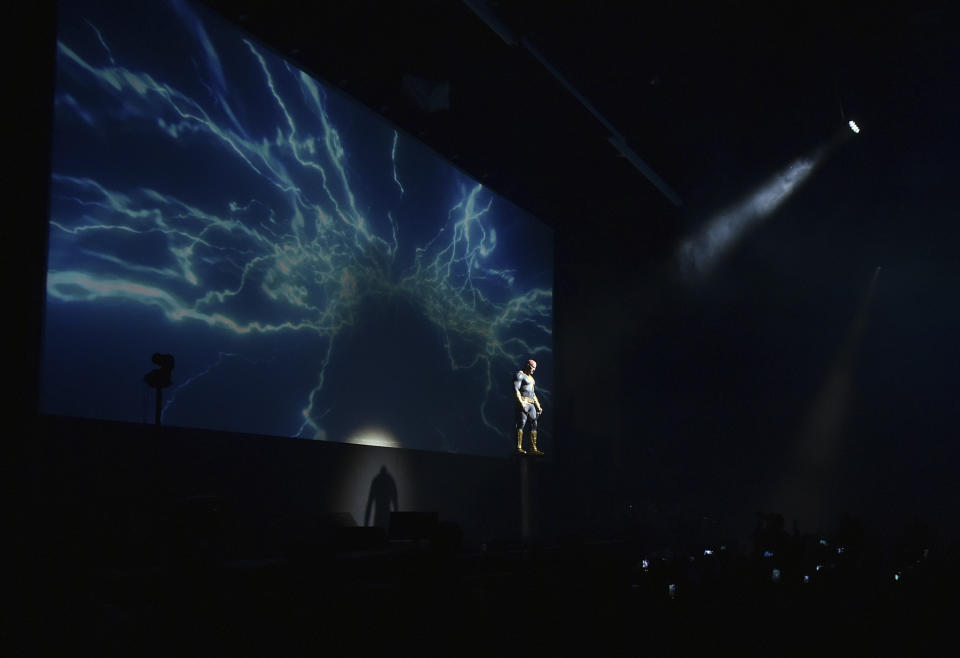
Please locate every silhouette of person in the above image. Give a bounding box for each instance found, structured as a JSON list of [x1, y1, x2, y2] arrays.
[[364, 465, 398, 530], [513, 359, 544, 455]]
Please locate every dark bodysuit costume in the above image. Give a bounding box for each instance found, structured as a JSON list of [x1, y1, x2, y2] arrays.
[[513, 369, 542, 454], [514, 370, 539, 434]]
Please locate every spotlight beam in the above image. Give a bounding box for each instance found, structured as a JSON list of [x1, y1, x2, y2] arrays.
[[678, 149, 823, 276], [769, 266, 881, 531]]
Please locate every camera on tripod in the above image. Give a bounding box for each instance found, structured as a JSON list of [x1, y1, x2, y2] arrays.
[[144, 352, 175, 389]]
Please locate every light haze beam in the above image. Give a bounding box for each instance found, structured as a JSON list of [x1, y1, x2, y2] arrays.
[[678, 150, 823, 276]]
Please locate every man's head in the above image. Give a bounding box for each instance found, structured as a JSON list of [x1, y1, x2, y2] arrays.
[[524, 359, 537, 375]]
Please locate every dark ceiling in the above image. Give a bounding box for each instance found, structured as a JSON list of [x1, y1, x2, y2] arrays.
[[196, 0, 950, 254]]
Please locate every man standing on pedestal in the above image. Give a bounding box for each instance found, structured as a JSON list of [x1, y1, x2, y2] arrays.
[[513, 359, 544, 456]]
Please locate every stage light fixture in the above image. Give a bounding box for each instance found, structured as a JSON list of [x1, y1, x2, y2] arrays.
[[848, 120, 860, 134]]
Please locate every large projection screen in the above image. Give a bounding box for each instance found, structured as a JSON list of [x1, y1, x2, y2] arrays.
[[42, 0, 553, 458]]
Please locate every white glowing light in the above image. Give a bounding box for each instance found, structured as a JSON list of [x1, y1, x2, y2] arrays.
[[848, 120, 860, 134], [678, 152, 820, 275], [345, 427, 402, 449]]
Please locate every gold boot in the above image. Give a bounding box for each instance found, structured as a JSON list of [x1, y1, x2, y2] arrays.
[[516, 429, 527, 455], [529, 431, 544, 456]]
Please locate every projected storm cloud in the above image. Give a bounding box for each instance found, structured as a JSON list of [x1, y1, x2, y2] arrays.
[[43, 0, 553, 457]]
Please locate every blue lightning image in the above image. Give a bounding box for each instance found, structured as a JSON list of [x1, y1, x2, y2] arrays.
[[43, 0, 552, 456], [391, 131, 405, 197]]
